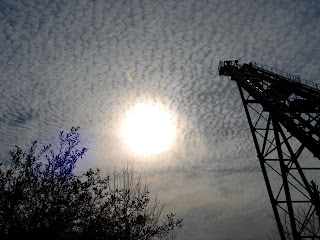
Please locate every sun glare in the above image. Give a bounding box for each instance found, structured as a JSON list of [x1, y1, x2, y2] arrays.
[[121, 103, 176, 155]]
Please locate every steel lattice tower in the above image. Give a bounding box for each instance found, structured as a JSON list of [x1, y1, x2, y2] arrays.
[[219, 60, 320, 239]]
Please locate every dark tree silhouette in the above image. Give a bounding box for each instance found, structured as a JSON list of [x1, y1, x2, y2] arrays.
[[259, 203, 320, 240], [0, 127, 182, 240]]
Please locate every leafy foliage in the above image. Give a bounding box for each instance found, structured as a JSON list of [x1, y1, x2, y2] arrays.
[[0, 127, 182, 240]]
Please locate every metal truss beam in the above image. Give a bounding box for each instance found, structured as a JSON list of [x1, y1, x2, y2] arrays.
[[219, 60, 320, 239]]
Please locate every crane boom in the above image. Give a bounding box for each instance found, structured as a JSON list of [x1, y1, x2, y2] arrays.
[[219, 60, 320, 240]]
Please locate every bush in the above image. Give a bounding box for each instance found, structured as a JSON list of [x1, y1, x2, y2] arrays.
[[0, 127, 182, 240]]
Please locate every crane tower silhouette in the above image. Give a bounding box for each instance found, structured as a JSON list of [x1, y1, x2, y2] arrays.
[[219, 60, 320, 239]]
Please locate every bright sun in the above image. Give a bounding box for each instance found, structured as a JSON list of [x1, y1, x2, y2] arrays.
[[121, 103, 176, 155]]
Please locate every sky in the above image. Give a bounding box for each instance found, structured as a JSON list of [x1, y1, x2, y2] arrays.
[[1, 0, 320, 239]]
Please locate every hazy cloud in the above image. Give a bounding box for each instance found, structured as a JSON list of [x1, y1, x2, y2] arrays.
[[1, 0, 319, 239]]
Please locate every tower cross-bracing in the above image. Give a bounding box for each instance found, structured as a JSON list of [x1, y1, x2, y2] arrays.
[[219, 60, 320, 239]]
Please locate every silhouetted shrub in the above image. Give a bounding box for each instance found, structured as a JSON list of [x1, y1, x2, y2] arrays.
[[0, 127, 182, 240]]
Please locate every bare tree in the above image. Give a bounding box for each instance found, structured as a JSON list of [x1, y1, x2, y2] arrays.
[[0, 127, 182, 240], [260, 203, 320, 240]]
